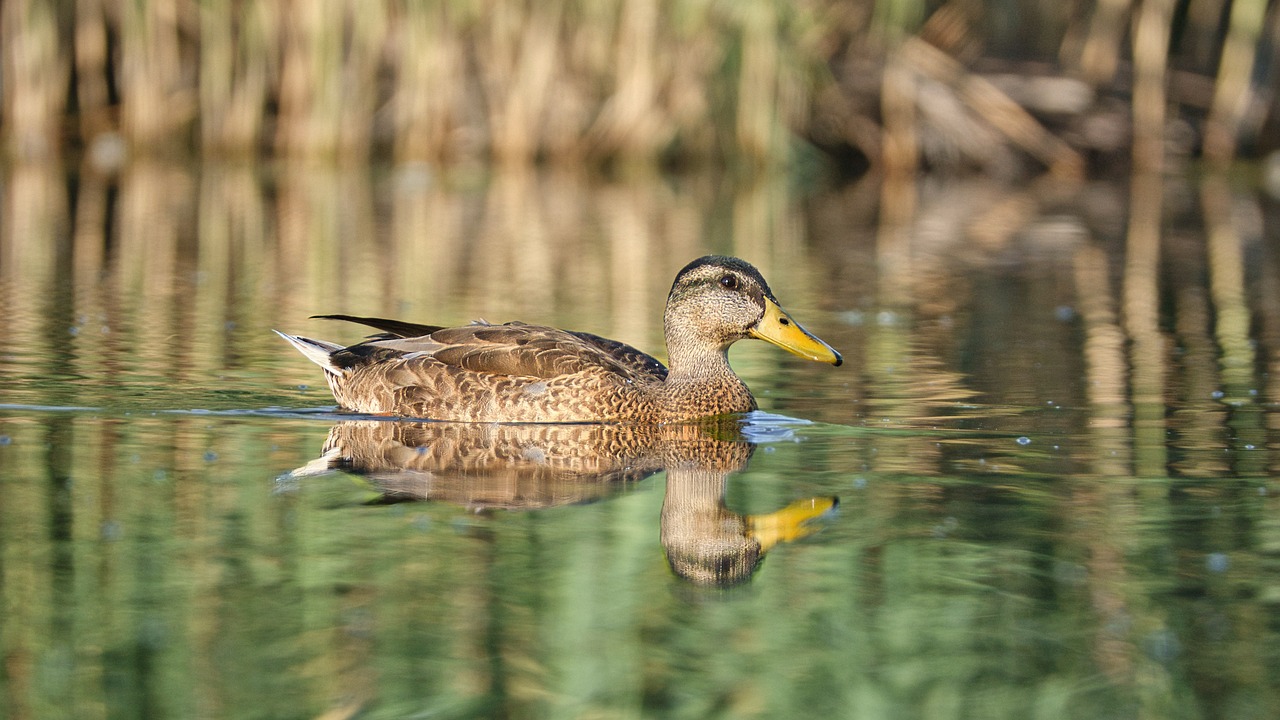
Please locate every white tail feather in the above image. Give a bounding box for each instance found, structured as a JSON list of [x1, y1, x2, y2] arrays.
[[274, 330, 346, 375]]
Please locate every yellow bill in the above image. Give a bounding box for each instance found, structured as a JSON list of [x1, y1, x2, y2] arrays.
[[749, 298, 843, 366]]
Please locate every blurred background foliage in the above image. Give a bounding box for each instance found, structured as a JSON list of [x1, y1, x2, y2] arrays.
[[1, 0, 1277, 175]]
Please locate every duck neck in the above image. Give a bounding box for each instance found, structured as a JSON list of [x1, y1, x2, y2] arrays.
[[661, 328, 755, 417]]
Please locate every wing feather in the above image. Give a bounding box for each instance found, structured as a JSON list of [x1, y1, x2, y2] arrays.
[[313, 314, 447, 338], [333, 321, 667, 383]]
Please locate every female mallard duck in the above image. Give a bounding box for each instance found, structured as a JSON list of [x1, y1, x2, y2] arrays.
[[276, 255, 841, 423]]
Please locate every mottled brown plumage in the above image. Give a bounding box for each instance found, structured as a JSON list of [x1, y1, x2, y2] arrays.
[[276, 256, 842, 422]]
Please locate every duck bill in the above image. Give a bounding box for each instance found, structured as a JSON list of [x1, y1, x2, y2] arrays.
[[749, 299, 843, 366], [749, 497, 839, 551]]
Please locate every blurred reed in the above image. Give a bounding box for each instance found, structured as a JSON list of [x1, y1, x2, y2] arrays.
[[2, 0, 1277, 169]]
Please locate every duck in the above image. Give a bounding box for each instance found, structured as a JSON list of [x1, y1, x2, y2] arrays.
[[276, 255, 841, 423]]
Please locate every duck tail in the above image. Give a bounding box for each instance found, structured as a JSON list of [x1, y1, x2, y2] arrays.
[[274, 330, 347, 375]]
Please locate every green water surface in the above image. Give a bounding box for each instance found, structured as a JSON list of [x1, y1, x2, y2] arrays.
[[1, 163, 1278, 719]]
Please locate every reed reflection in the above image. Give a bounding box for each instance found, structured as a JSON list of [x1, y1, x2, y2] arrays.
[[288, 417, 836, 587]]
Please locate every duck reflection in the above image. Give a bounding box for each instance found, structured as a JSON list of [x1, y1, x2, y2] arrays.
[[292, 417, 836, 587]]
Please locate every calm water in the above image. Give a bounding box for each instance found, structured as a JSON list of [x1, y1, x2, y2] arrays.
[[1, 162, 1279, 719]]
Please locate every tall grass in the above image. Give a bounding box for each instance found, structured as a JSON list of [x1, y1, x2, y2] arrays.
[[1, 0, 1278, 168]]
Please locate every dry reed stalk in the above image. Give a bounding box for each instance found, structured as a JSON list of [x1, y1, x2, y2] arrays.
[[276, 0, 382, 158], [735, 3, 782, 163], [120, 0, 196, 150], [276, 0, 329, 156], [1, 0, 69, 159], [900, 37, 1084, 177], [199, 1, 276, 154], [388, 2, 467, 163], [74, 0, 114, 143], [476, 0, 566, 164], [1182, 0, 1229, 70], [879, 56, 918, 177], [661, 30, 721, 160], [583, 0, 667, 161], [1202, 0, 1269, 164], [1130, 0, 1173, 173], [1071, 0, 1131, 84], [337, 1, 386, 161]]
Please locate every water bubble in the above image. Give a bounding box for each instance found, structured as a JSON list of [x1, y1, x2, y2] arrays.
[[1211, 390, 1224, 399], [1016, 436, 1031, 446], [839, 310, 865, 326], [69, 326, 80, 336], [297, 384, 309, 391], [1244, 444, 1255, 450], [853, 476, 867, 489], [203, 450, 218, 462], [1143, 629, 1181, 664], [0, 435, 10, 446], [1054, 305, 1076, 322], [1053, 561, 1088, 585], [101, 521, 122, 541], [1258, 486, 1268, 496], [1206, 553, 1229, 573]]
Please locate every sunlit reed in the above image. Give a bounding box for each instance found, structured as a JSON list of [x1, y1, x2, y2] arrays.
[[0, 0, 67, 160], [1129, 0, 1173, 173], [2, 0, 1276, 168], [1203, 0, 1270, 165]]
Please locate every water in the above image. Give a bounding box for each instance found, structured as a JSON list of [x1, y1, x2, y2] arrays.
[[1, 162, 1279, 719]]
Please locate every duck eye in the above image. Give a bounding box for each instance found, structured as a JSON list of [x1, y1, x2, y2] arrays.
[[718, 275, 740, 291]]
